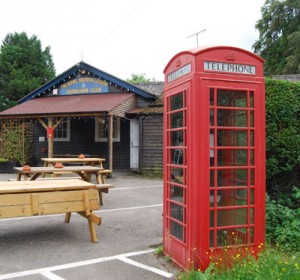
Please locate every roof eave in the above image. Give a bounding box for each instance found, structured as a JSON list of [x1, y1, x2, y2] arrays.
[[0, 111, 109, 119], [19, 61, 157, 103]]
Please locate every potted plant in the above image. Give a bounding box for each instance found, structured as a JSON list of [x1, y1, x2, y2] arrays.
[[0, 157, 20, 173]]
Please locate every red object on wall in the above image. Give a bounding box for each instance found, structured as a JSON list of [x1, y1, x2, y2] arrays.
[[47, 127, 54, 138], [163, 46, 265, 271]]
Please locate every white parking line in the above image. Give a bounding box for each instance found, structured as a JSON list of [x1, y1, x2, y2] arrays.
[[0, 249, 173, 279], [118, 256, 173, 278], [40, 270, 66, 280], [99, 203, 162, 213]]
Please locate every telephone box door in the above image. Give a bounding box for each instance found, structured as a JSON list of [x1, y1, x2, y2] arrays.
[[203, 80, 265, 253]]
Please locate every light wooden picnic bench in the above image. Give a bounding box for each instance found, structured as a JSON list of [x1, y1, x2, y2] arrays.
[[0, 179, 101, 242]]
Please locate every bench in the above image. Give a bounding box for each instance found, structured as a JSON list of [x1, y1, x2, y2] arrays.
[[96, 183, 114, 205], [99, 169, 112, 183], [0, 179, 101, 242], [43, 169, 112, 183], [8, 176, 80, 181]]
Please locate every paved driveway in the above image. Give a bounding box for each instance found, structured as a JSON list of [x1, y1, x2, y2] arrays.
[[0, 172, 180, 280]]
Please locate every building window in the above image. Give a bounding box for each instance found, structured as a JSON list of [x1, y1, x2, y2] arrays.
[[54, 118, 70, 142], [95, 116, 120, 142]]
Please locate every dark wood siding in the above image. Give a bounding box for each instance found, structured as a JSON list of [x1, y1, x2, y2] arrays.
[[32, 118, 130, 169], [136, 96, 154, 108], [140, 114, 163, 177], [113, 118, 130, 170]]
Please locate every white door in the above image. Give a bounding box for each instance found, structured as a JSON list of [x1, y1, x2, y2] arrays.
[[130, 119, 139, 169]]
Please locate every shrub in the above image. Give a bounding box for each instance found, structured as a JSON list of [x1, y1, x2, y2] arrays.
[[266, 188, 300, 251], [265, 78, 300, 195], [0, 120, 33, 165]]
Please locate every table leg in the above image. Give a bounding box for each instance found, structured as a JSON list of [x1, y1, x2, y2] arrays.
[[98, 192, 104, 206], [30, 173, 42, 181], [101, 174, 106, 184], [78, 211, 101, 243], [17, 173, 22, 181], [86, 173, 92, 181], [77, 172, 89, 182], [65, 212, 71, 223], [96, 172, 104, 205], [42, 162, 49, 177], [88, 219, 97, 242]]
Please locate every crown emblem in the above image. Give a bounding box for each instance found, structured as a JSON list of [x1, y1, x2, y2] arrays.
[[176, 59, 182, 67], [225, 52, 235, 61]]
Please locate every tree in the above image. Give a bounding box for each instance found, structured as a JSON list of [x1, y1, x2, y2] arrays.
[[0, 32, 56, 109], [253, 0, 300, 75], [126, 73, 155, 84]]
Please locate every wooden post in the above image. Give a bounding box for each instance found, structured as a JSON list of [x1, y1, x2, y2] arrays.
[[48, 117, 54, 158], [108, 115, 113, 171], [38, 117, 64, 159]]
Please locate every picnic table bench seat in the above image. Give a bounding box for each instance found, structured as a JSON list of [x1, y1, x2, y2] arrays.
[[8, 176, 114, 205]]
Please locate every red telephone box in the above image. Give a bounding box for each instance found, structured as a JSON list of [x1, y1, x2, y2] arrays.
[[163, 46, 265, 270]]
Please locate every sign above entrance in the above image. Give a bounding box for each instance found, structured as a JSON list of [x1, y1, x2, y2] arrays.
[[204, 61, 256, 75], [60, 78, 108, 95]]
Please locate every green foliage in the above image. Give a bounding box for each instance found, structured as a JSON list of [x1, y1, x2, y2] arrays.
[[179, 263, 215, 280], [178, 247, 300, 280], [266, 188, 300, 251], [275, 187, 300, 209], [0, 96, 17, 112], [265, 78, 300, 193], [126, 73, 155, 84], [0, 121, 33, 165], [155, 245, 164, 256], [211, 248, 300, 280], [0, 32, 55, 109], [253, 0, 300, 75]]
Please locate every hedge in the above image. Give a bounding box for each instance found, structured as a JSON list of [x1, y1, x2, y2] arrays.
[[266, 78, 300, 195]]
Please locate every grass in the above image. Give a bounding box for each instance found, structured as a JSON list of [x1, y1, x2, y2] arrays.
[[155, 245, 164, 257], [178, 245, 300, 280], [155, 245, 173, 263]]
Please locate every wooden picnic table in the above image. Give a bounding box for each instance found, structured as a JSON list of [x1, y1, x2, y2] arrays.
[[14, 165, 102, 182], [13, 166, 113, 205], [0, 179, 101, 242], [41, 157, 112, 183], [41, 157, 106, 168]]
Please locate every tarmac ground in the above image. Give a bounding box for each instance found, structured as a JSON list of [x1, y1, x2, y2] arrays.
[[0, 171, 181, 280]]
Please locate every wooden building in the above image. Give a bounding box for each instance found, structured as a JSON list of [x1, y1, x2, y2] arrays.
[[0, 62, 164, 175]]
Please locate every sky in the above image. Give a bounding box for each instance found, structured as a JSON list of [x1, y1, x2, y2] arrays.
[[1, 0, 266, 81]]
